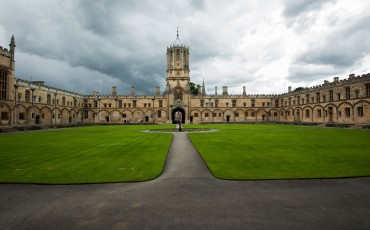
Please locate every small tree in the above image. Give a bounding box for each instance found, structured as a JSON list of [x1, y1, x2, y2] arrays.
[[190, 82, 200, 95], [293, 87, 305, 92]]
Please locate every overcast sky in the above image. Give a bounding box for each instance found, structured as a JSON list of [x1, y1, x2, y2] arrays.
[[1, 0, 369, 95]]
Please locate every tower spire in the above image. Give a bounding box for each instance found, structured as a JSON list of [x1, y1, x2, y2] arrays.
[[177, 27, 179, 39], [202, 78, 206, 96]]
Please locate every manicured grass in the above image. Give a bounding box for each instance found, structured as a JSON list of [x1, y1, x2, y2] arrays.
[[0, 125, 173, 184], [188, 124, 370, 180]]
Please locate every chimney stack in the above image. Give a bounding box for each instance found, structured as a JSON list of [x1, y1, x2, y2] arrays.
[[215, 86, 217, 95], [222, 86, 228, 96], [156, 86, 160, 96], [112, 86, 117, 96], [131, 85, 135, 96], [288, 86, 292, 93], [243, 86, 246, 95], [334, 77, 339, 83]]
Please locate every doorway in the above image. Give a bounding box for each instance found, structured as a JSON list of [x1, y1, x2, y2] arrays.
[[226, 115, 230, 122], [172, 107, 185, 124]]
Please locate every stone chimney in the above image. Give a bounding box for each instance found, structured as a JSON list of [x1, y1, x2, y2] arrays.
[[156, 86, 160, 96], [334, 77, 339, 83], [112, 86, 117, 96], [131, 85, 135, 96], [243, 86, 246, 95], [349, 73, 355, 79], [215, 86, 217, 95], [222, 86, 228, 96], [288, 86, 292, 93]]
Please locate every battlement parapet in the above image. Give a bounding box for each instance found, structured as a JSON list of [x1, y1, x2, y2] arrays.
[[0, 46, 11, 57], [280, 72, 370, 97]]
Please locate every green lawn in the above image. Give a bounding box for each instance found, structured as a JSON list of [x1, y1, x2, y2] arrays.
[[188, 124, 370, 180], [0, 125, 173, 184]]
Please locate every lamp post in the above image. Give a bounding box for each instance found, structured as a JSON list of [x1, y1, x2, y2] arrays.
[[152, 96, 155, 124]]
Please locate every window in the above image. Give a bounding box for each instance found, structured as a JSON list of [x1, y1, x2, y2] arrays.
[[243, 102, 246, 107], [144, 103, 147, 108], [251, 112, 255, 117], [232, 100, 236, 107], [157, 111, 162, 118], [275, 99, 279, 107], [287, 111, 290, 116], [317, 109, 322, 118], [0, 70, 8, 100], [42, 113, 45, 119], [281, 111, 284, 116], [251, 99, 255, 108], [122, 113, 126, 118], [355, 90, 359, 98], [200, 100, 204, 108], [305, 109, 310, 118], [274, 112, 278, 116], [337, 93, 341, 100], [329, 90, 334, 102], [215, 100, 218, 108], [19, 113, 25, 120], [311, 97, 314, 103], [345, 87, 351, 99], [213, 113, 217, 117], [262, 102, 265, 107], [345, 108, 351, 117], [94, 100, 98, 108], [316, 92, 320, 103], [323, 95, 326, 102], [148, 103, 151, 107], [62, 97, 66, 106], [235, 112, 239, 117], [159, 100, 163, 108], [84, 111, 88, 119], [1, 112, 8, 120], [25, 90, 30, 102], [288, 98, 291, 106], [133, 100, 136, 108], [194, 113, 198, 117], [366, 84, 370, 97], [306, 94, 309, 104], [297, 96, 300, 105], [47, 94, 51, 104], [357, 107, 364, 117], [226, 102, 229, 107], [104, 103, 107, 108], [123, 103, 127, 108], [267, 102, 270, 107], [245, 112, 248, 117], [118, 100, 122, 108], [205, 113, 209, 117]]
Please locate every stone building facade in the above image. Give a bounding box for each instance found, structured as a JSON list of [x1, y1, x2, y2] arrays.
[[1, 35, 370, 127]]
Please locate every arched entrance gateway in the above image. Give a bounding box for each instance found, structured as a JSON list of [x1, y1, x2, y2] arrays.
[[172, 107, 185, 124]]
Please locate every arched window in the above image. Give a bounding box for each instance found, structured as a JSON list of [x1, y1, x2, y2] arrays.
[[174, 88, 183, 100], [0, 69, 8, 100], [176, 49, 180, 61]]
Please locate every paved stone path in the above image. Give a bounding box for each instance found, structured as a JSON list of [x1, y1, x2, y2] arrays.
[[1, 132, 370, 229]]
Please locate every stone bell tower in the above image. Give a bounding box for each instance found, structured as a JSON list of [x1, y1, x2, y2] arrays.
[[165, 29, 190, 91], [165, 29, 190, 124]]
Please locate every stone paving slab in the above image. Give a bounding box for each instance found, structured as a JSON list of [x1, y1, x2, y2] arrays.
[[1, 132, 370, 229]]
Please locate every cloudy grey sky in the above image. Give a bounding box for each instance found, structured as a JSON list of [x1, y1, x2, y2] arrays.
[[1, 0, 369, 95]]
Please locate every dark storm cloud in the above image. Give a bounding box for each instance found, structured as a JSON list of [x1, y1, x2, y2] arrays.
[[282, 0, 330, 17], [287, 14, 370, 82]]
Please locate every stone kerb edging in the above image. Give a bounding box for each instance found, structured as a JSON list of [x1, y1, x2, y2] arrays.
[[141, 128, 219, 134]]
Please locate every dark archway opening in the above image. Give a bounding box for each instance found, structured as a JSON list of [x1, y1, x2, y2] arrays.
[[172, 107, 185, 124]]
